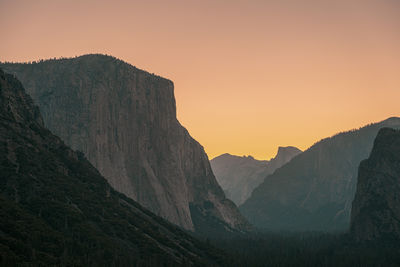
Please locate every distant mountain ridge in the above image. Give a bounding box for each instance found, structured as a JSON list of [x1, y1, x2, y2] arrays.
[[268, 146, 303, 172], [0, 54, 250, 234], [240, 117, 400, 231], [0, 68, 224, 265], [351, 127, 400, 242], [211, 146, 302, 205]]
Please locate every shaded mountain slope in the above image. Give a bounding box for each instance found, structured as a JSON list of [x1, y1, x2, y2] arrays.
[[0, 55, 250, 234], [240, 117, 400, 231], [351, 128, 400, 242], [211, 146, 301, 205], [0, 69, 225, 266]]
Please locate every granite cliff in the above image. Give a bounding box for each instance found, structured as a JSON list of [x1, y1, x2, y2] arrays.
[[1, 55, 250, 233], [0, 69, 225, 266], [211, 146, 301, 205], [350, 128, 400, 242], [268, 146, 302, 172], [240, 118, 400, 231]]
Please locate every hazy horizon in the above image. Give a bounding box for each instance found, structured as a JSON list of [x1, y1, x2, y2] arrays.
[[1, 0, 399, 160]]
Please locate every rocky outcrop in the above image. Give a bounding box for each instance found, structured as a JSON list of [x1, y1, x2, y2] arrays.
[[268, 146, 302, 172], [0, 68, 225, 265], [350, 128, 400, 242], [211, 146, 301, 205], [0, 55, 250, 233], [240, 117, 400, 231]]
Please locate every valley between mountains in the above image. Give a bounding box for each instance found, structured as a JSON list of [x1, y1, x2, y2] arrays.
[[1, 55, 400, 266]]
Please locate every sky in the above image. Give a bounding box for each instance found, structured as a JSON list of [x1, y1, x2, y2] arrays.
[[1, 0, 399, 160]]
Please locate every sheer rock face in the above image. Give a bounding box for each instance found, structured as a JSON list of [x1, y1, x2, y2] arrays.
[[1, 55, 250, 233], [211, 146, 301, 205], [240, 117, 400, 231], [351, 128, 400, 242], [0, 69, 225, 265], [268, 146, 302, 171]]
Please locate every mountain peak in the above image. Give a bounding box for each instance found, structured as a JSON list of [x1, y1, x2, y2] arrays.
[[0, 69, 225, 265], [210, 146, 301, 205], [379, 117, 400, 127], [351, 127, 400, 242], [1, 58, 250, 234], [240, 118, 400, 231], [274, 146, 302, 160], [2, 54, 173, 85], [268, 146, 302, 170]]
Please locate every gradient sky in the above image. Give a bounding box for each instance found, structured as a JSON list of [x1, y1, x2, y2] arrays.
[[1, 0, 399, 160]]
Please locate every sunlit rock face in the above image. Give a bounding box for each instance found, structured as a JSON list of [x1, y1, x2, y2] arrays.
[[240, 117, 400, 231], [1, 55, 250, 234], [0, 68, 226, 265], [351, 128, 400, 242]]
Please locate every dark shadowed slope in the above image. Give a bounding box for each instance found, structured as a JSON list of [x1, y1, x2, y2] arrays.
[[0, 69, 225, 266], [211, 146, 301, 205], [351, 128, 400, 243], [0, 55, 250, 234], [241, 117, 400, 231]]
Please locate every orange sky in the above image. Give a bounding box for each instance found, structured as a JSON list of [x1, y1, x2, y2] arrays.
[[1, 0, 399, 160]]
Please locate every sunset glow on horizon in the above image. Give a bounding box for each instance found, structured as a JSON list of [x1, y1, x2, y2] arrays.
[[1, 0, 399, 160]]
